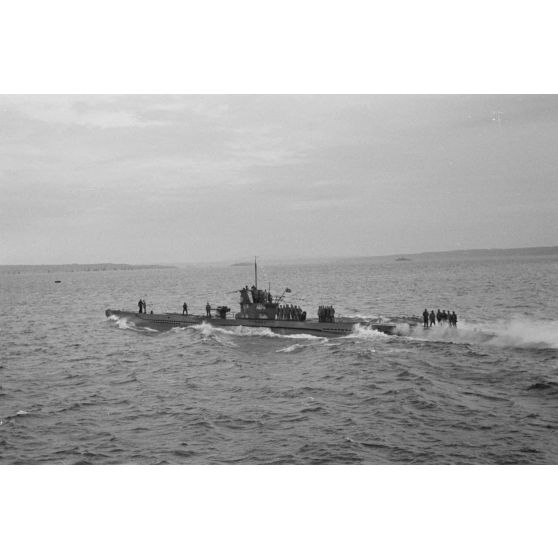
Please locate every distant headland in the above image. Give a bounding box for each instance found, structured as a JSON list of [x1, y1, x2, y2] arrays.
[[389, 245, 558, 261]]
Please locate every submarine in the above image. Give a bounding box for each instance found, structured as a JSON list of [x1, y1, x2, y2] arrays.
[[105, 260, 419, 337]]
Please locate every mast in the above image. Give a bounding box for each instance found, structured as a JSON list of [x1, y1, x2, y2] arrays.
[[254, 256, 258, 290]]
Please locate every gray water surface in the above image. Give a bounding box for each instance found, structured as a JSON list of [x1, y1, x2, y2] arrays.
[[1, 255, 557, 463]]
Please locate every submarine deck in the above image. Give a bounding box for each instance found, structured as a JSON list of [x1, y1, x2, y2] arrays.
[[105, 309, 398, 336]]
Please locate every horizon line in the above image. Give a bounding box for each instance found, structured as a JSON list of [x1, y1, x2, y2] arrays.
[[2, 244, 558, 268]]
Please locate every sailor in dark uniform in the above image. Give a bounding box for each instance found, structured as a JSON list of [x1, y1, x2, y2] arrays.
[[429, 310, 436, 327], [138, 299, 143, 314], [206, 302, 211, 318], [450, 311, 457, 327], [423, 309, 429, 327], [182, 302, 188, 315]]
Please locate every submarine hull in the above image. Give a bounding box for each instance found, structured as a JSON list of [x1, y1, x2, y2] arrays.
[[105, 309, 401, 336]]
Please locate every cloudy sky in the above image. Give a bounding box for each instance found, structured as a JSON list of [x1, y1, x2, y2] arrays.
[[1, 94, 557, 265]]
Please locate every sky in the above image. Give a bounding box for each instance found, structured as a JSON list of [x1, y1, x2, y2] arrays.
[[1, 94, 558, 265]]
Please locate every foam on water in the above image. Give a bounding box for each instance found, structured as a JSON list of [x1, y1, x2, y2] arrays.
[[409, 317, 558, 350], [345, 323, 390, 340], [394, 323, 413, 336], [481, 317, 558, 349], [276, 343, 307, 353], [108, 315, 134, 330], [188, 322, 326, 340], [108, 315, 158, 332]]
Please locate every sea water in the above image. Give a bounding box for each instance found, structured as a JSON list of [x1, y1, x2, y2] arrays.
[[1, 253, 557, 464]]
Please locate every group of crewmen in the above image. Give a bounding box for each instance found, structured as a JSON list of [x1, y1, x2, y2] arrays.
[[240, 285, 273, 305], [422, 308, 458, 327], [318, 305, 335, 323], [277, 304, 306, 321]]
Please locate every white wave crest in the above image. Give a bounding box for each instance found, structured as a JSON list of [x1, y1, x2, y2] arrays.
[[112, 316, 134, 330], [276, 343, 306, 353], [189, 322, 326, 340], [410, 317, 558, 350], [482, 318, 558, 349], [108, 315, 157, 332], [345, 323, 389, 339]]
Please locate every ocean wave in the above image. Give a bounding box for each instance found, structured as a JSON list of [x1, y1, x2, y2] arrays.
[[526, 380, 558, 395], [2, 409, 32, 422]]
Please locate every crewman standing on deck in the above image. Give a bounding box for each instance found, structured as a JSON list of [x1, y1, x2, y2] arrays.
[[429, 310, 436, 327], [182, 302, 188, 315], [450, 311, 458, 327], [138, 299, 143, 314], [206, 302, 211, 318], [423, 309, 429, 327]]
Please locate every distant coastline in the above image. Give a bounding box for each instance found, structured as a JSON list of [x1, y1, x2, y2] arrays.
[[398, 245, 558, 260], [0, 263, 175, 274], [2, 245, 557, 271], [329, 246, 558, 266]]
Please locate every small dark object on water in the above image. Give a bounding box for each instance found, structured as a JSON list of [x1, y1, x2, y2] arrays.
[[54, 280, 61, 283]]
